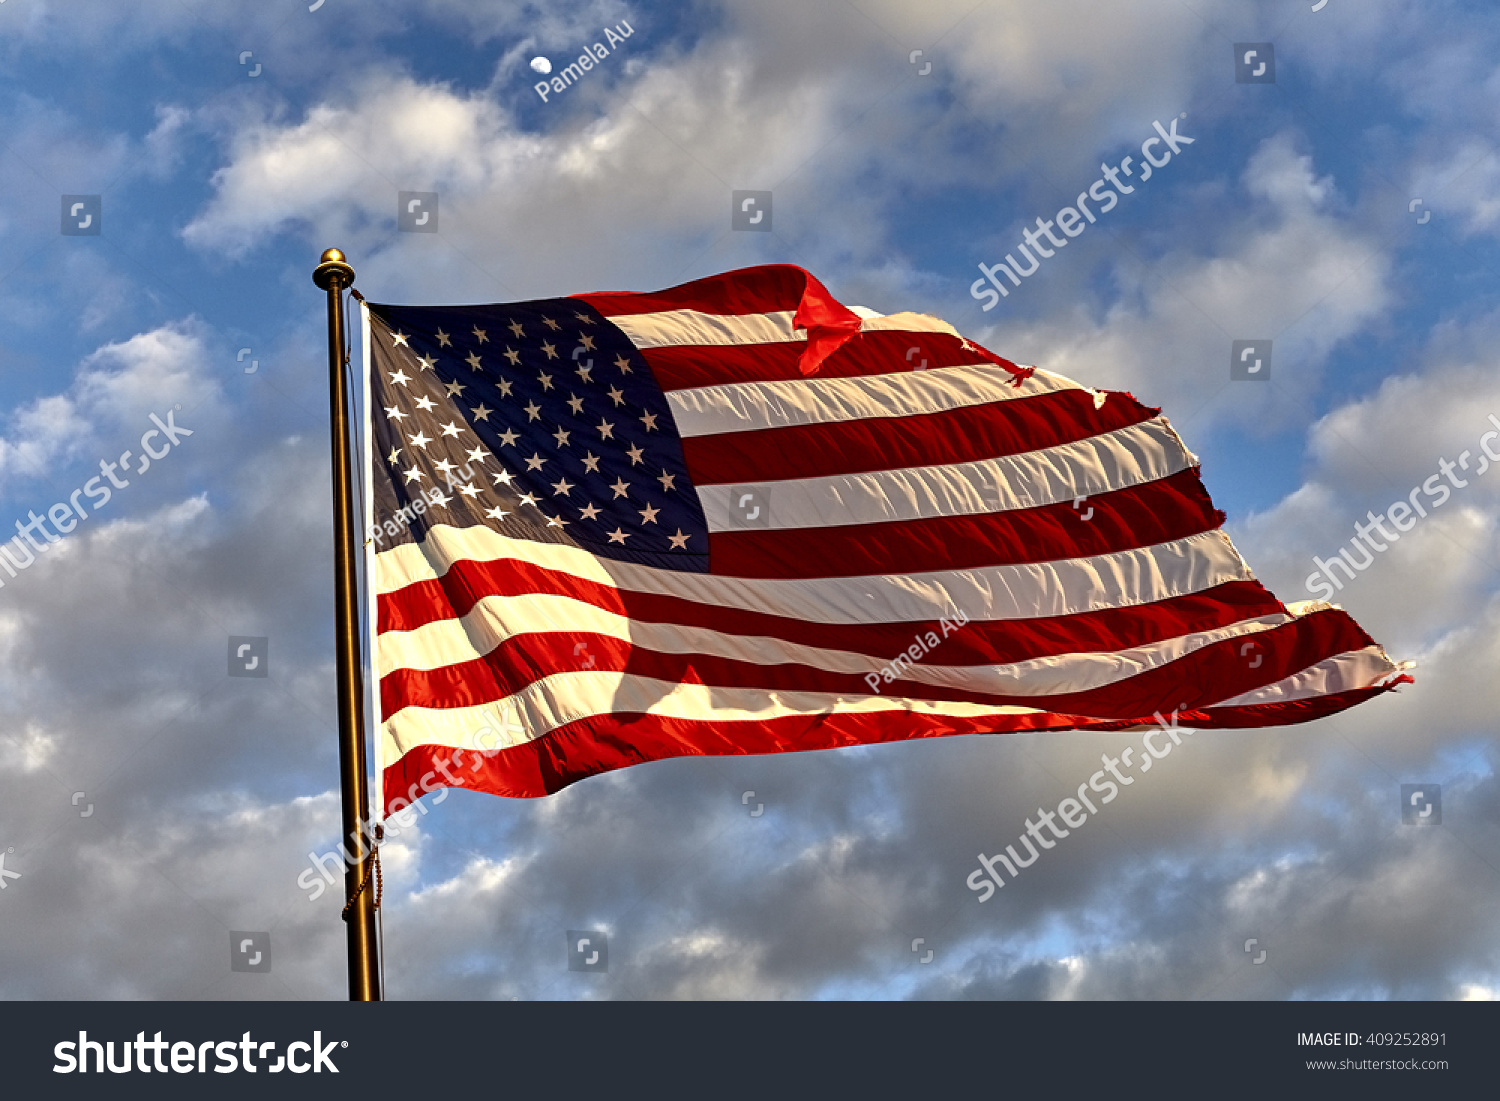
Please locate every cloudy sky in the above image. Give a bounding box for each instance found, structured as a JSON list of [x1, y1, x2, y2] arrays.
[[1, 0, 1498, 1001]]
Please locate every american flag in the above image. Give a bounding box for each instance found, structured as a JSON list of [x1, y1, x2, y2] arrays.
[[362, 264, 1408, 814]]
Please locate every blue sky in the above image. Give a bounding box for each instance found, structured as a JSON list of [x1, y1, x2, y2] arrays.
[[1, 0, 1499, 1001]]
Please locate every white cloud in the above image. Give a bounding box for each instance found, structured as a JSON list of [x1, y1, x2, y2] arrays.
[[0, 321, 216, 482], [975, 131, 1391, 435]]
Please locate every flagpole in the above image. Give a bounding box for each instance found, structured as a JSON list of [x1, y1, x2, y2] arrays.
[[312, 247, 383, 1001]]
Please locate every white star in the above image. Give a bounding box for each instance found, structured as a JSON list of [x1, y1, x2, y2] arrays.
[[524, 402, 542, 422], [384, 405, 408, 421], [414, 395, 436, 412], [537, 371, 555, 391], [576, 363, 594, 382], [519, 492, 539, 508], [607, 527, 629, 544], [436, 329, 451, 347], [392, 331, 409, 347], [567, 393, 586, 415], [613, 354, 632, 374], [581, 452, 601, 474], [417, 354, 436, 372], [579, 502, 601, 520], [472, 403, 492, 421], [525, 453, 546, 471], [444, 379, 465, 397], [403, 466, 426, 483], [507, 319, 524, 338], [428, 489, 453, 508], [440, 421, 462, 438], [609, 478, 630, 499], [497, 428, 519, 447], [496, 379, 513, 397], [553, 427, 571, 448], [503, 348, 521, 366], [607, 386, 626, 406], [434, 458, 456, 476], [465, 445, 487, 464], [466, 352, 482, 370], [657, 471, 676, 491], [540, 341, 558, 360], [575, 312, 595, 325], [668, 529, 690, 550], [552, 477, 574, 496], [492, 469, 515, 486], [639, 503, 660, 524], [640, 411, 659, 431], [388, 368, 411, 387], [459, 482, 481, 498], [408, 430, 432, 450], [545, 513, 566, 528], [578, 333, 595, 350], [597, 419, 614, 440], [542, 317, 561, 331], [626, 443, 644, 465], [386, 446, 402, 464], [472, 326, 489, 344], [485, 504, 510, 520]]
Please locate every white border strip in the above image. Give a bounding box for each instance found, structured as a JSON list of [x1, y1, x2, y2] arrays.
[[362, 299, 384, 823]]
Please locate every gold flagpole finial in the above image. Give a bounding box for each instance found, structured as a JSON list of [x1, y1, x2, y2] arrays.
[[313, 247, 355, 290]]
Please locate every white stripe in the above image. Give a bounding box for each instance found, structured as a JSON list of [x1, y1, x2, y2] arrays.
[[610, 309, 800, 349], [857, 311, 964, 336], [698, 418, 1194, 529], [379, 649, 1402, 768], [667, 364, 1082, 438], [611, 303, 984, 354], [380, 672, 1049, 762], [379, 587, 1296, 698], [375, 524, 1252, 624], [1206, 645, 1397, 707]]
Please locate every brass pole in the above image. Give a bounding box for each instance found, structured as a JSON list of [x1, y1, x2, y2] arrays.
[[312, 247, 382, 1001]]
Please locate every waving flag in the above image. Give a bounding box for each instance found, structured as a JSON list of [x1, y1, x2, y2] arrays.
[[362, 264, 1407, 814]]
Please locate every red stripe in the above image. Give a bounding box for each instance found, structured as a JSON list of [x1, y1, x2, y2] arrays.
[[577, 264, 824, 318], [708, 469, 1223, 578], [683, 389, 1158, 485], [379, 608, 1371, 726], [383, 709, 1102, 805], [381, 673, 1407, 806], [644, 329, 1030, 390], [579, 264, 864, 376], [379, 545, 1282, 662]]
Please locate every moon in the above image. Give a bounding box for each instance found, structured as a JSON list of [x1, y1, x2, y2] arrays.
[[530, 57, 552, 75]]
